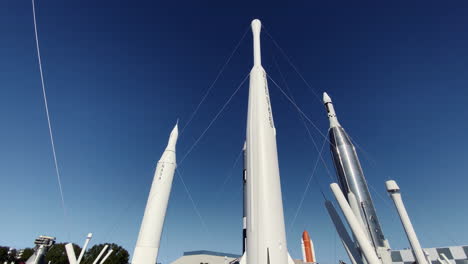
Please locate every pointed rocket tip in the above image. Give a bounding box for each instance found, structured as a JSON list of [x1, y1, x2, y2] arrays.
[[323, 92, 332, 104], [166, 122, 179, 151], [302, 230, 310, 240]]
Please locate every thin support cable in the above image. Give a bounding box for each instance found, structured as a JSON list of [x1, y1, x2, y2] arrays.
[[313, 174, 328, 201], [267, 74, 331, 145], [175, 169, 209, 233], [288, 138, 327, 231], [178, 73, 249, 166], [265, 26, 379, 171], [32, 0, 68, 232], [104, 73, 247, 245], [348, 135, 378, 167], [214, 146, 244, 200], [272, 56, 335, 181], [262, 27, 322, 103], [180, 26, 249, 135]]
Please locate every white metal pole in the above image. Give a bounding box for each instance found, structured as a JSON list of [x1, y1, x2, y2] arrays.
[[347, 192, 369, 241], [440, 254, 451, 264], [99, 250, 113, 264], [330, 183, 381, 264], [325, 200, 363, 264], [33, 246, 45, 264], [386, 180, 427, 264], [65, 244, 77, 264], [77, 233, 93, 264], [92, 245, 109, 264]]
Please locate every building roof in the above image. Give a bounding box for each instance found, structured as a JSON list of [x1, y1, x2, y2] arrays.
[[391, 245, 468, 264], [183, 251, 241, 259]]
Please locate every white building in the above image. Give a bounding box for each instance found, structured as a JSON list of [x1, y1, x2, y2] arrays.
[[171, 251, 241, 264]]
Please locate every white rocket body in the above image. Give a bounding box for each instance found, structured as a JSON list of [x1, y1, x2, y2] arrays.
[[132, 124, 178, 264], [245, 19, 289, 264]]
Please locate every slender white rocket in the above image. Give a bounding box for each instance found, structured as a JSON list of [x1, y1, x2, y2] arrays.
[[245, 19, 289, 264], [132, 123, 178, 264]]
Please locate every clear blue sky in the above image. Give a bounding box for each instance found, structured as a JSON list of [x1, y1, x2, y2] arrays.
[[1, 1, 467, 264]]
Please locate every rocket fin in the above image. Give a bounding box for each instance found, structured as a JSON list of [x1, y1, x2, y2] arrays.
[[287, 253, 295, 264], [239, 253, 247, 264]]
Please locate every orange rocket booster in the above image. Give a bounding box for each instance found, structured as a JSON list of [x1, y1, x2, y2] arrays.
[[301, 230, 316, 263]]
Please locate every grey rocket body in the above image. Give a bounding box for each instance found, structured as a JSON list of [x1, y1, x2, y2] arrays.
[[324, 92, 387, 249]]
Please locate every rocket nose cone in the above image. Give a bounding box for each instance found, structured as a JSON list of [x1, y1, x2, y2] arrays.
[[251, 19, 262, 34], [302, 230, 311, 241], [166, 122, 179, 151], [323, 92, 332, 104], [171, 122, 179, 138]]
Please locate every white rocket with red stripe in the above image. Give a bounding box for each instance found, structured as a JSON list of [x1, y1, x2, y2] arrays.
[[301, 231, 316, 263]]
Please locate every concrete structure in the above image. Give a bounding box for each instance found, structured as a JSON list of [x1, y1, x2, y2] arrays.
[[171, 251, 241, 264], [391, 246, 468, 264], [26, 236, 56, 264]]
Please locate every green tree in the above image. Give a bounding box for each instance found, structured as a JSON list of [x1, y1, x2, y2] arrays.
[[19, 248, 34, 262], [9, 249, 18, 263], [83, 244, 129, 264], [45, 243, 82, 264], [0, 247, 9, 263], [0, 247, 18, 263]]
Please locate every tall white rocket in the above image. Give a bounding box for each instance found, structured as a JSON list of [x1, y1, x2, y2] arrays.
[[132, 123, 178, 264], [245, 19, 289, 264]]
